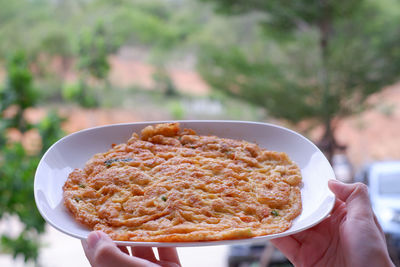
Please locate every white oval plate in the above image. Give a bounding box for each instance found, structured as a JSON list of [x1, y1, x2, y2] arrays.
[[34, 120, 335, 247]]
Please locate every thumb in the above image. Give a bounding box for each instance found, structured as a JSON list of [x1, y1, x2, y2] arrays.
[[328, 180, 374, 219], [82, 231, 155, 267]]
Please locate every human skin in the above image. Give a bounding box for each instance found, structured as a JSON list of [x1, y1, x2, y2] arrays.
[[270, 180, 395, 267], [82, 231, 181, 267]]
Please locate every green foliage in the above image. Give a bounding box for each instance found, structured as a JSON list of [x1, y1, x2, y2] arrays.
[[198, 44, 318, 123], [1, 231, 41, 263], [199, 0, 400, 121], [153, 67, 178, 96], [2, 0, 398, 161], [0, 51, 39, 133], [62, 82, 81, 102], [0, 51, 65, 263], [36, 110, 66, 155], [0, 143, 43, 230], [0, 0, 53, 59], [77, 21, 110, 81], [168, 100, 185, 120], [201, 0, 363, 30], [0, 0, 207, 108], [62, 81, 99, 108], [103, 0, 202, 57], [198, 0, 400, 158], [39, 29, 73, 58], [5, 51, 39, 108]]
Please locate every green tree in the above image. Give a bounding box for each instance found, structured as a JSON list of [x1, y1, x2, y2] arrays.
[[153, 66, 178, 96], [38, 29, 74, 75], [0, 51, 65, 263], [0, 0, 52, 59], [77, 21, 110, 81], [65, 20, 111, 108], [0, 51, 39, 133], [0, 0, 204, 106], [198, 0, 400, 160]]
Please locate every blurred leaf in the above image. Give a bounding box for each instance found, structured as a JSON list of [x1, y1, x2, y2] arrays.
[[77, 21, 110, 80], [0, 51, 65, 263], [198, 0, 400, 158], [1, 231, 41, 262]]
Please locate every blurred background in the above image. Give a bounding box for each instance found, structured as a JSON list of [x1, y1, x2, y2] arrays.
[[0, 0, 399, 266]]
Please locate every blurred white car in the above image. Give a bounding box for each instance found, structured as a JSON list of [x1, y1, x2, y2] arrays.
[[358, 161, 400, 236]]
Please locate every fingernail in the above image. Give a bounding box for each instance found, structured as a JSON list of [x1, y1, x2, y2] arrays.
[[87, 231, 102, 248]]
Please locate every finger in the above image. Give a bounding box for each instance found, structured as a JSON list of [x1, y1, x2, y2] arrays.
[[118, 245, 130, 255], [328, 198, 347, 225], [157, 261, 181, 267], [131, 247, 157, 263], [157, 247, 181, 265], [328, 180, 373, 219], [373, 213, 386, 239], [270, 236, 300, 262], [330, 180, 384, 237], [83, 231, 154, 267]]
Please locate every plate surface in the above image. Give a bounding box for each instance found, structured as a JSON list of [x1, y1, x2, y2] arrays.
[[34, 120, 336, 247]]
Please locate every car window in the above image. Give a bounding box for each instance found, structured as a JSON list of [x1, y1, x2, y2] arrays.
[[378, 172, 400, 195]]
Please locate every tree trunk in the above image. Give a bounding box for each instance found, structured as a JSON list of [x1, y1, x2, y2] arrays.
[[317, 6, 337, 162], [317, 119, 346, 163]]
